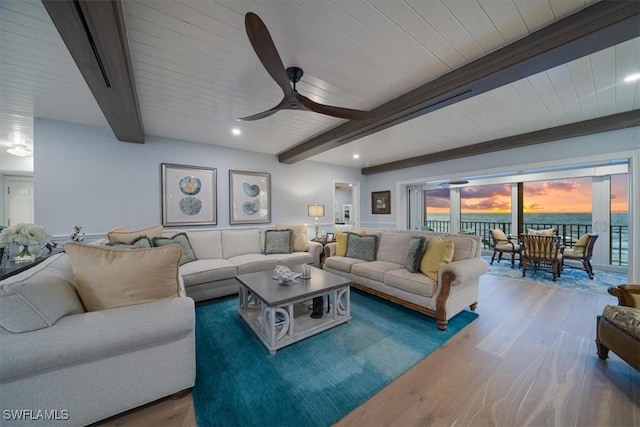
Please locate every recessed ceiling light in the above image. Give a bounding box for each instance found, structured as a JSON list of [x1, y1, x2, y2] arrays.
[[624, 73, 640, 83], [231, 128, 241, 136], [7, 145, 32, 157], [353, 154, 359, 159]]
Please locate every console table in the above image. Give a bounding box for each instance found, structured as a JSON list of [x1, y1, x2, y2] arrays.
[[0, 247, 64, 280]]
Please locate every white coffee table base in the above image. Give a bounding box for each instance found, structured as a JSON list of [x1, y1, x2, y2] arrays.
[[238, 285, 351, 354]]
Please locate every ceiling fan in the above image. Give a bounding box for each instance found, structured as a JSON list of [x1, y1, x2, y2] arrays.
[[238, 12, 369, 122]]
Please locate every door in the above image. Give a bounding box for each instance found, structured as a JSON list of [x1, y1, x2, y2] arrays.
[[5, 177, 34, 226]]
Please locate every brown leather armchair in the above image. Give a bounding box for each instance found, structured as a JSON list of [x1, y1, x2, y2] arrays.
[[596, 285, 640, 371]]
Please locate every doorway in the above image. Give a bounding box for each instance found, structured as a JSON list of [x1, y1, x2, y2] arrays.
[[334, 181, 359, 229], [4, 176, 34, 226]]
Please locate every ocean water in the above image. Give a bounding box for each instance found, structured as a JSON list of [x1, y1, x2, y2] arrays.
[[425, 212, 629, 264]]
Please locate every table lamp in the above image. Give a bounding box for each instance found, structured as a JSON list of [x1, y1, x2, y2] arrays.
[[308, 204, 325, 239]]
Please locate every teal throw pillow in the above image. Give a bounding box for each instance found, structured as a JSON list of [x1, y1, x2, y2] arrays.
[[405, 237, 427, 273], [345, 233, 378, 261], [264, 229, 293, 255], [105, 236, 153, 249], [152, 233, 196, 265]]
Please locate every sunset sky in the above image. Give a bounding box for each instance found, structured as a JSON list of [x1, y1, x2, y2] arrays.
[[426, 174, 629, 214]]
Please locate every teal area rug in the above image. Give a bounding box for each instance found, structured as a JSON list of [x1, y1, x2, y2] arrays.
[[193, 290, 478, 427], [483, 256, 627, 296]]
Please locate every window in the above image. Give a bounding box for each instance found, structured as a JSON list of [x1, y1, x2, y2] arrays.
[[424, 188, 450, 232]]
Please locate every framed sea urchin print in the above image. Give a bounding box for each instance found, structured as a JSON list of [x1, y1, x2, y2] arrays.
[[161, 163, 217, 226], [229, 170, 271, 224]]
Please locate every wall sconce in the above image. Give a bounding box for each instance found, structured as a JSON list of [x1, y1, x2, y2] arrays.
[[307, 204, 325, 239]]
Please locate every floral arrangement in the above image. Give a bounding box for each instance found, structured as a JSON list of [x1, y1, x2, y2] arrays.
[[273, 265, 300, 283], [0, 223, 52, 251], [69, 225, 85, 242]]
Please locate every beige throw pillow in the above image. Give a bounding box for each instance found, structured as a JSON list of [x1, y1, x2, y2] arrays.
[[276, 224, 309, 252], [64, 242, 181, 312], [419, 236, 455, 281], [107, 224, 164, 244]]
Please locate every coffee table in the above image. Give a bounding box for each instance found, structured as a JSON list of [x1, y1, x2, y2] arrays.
[[237, 265, 351, 354]]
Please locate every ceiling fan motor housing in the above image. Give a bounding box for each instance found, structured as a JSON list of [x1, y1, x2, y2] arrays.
[[286, 67, 304, 83]]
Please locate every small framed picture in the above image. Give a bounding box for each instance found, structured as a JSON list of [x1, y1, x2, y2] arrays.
[[326, 232, 335, 243]]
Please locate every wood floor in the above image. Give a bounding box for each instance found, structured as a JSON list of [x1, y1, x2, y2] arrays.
[[97, 275, 640, 427]]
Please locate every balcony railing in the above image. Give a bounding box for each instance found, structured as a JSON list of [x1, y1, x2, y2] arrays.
[[424, 220, 628, 266]]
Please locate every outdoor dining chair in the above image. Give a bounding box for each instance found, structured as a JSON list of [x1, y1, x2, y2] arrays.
[[490, 229, 521, 268], [562, 233, 599, 279], [520, 234, 563, 281]]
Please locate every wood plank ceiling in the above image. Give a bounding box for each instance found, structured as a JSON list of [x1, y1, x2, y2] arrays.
[[1, 0, 638, 173]]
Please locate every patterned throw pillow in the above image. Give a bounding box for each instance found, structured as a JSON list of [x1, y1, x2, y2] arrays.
[[419, 236, 455, 281], [405, 237, 427, 273], [105, 236, 153, 249], [152, 233, 196, 265], [345, 233, 378, 261], [264, 229, 293, 254]]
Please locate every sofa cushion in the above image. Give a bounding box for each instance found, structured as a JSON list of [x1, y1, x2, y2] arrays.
[[352, 261, 404, 282], [603, 305, 640, 339], [0, 254, 84, 334], [376, 233, 413, 265], [105, 235, 153, 249], [186, 230, 223, 259], [265, 252, 313, 267], [264, 229, 293, 254], [571, 233, 590, 256], [152, 233, 196, 266], [420, 237, 455, 281], [276, 224, 309, 252], [107, 224, 163, 244], [227, 254, 278, 274], [64, 242, 182, 311], [384, 269, 438, 298], [528, 228, 555, 236], [448, 235, 478, 262], [345, 233, 378, 261], [406, 237, 427, 273], [324, 256, 368, 273], [179, 259, 237, 286], [222, 229, 261, 258]]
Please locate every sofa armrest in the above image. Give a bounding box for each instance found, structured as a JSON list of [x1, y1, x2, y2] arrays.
[[325, 242, 337, 257], [306, 241, 323, 267], [439, 258, 488, 284], [0, 296, 195, 382], [608, 284, 640, 308]]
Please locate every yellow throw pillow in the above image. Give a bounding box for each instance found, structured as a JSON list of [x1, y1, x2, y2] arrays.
[[276, 224, 309, 252], [64, 242, 181, 312], [335, 232, 349, 256], [107, 224, 163, 244], [419, 236, 455, 281], [572, 233, 590, 255]]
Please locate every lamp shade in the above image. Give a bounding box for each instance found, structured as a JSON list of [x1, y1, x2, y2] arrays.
[[308, 204, 325, 217]]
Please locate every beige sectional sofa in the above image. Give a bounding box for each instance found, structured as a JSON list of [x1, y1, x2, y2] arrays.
[[323, 229, 487, 330], [174, 227, 322, 301]]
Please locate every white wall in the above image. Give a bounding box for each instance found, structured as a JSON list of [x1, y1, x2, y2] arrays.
[[34, 119, 362, 237]]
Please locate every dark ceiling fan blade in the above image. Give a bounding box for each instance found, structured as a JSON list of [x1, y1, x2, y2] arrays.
[[237, 95, 289, 121], [297, 93, 369, 120], [245, 12, 292, 97]]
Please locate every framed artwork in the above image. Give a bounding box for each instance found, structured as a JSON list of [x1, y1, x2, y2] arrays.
[[229, 170, 271, 224], [372, 190, 391, 214], [161, 163, 217, 226], [326, 232, 335, 243]]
